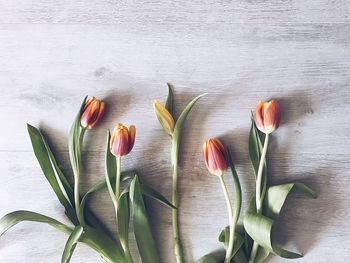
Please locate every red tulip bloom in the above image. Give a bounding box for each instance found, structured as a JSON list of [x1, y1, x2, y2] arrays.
[[254, 100, 281, 134], [110, 124, 136, 157], [80, 96, 105, 129], [203, 138, 228, 176]]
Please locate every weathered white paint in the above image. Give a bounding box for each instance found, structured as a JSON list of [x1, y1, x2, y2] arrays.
[[0, 1, 349, 262]]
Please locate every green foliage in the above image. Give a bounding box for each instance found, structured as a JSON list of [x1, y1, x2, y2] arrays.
[[130, 176, 160, 263]]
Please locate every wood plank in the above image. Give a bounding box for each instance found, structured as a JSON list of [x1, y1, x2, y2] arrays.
[[0, 24, 349, 154], [0, 0, 350, 24]]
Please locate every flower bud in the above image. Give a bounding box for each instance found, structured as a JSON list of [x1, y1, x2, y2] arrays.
[[254, 100, 281, 134], [203, 138, 228, 176], [153, 100, 175, 135], [110, 124, 136, 157], [80, 96, 105, 129]]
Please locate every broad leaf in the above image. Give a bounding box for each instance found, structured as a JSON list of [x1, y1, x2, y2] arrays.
[[165, 83, 174, 116], [130, 175, 160, 263], [244, 183, 316, 259], [61, 225, 83, 263], [27, 124, 77, 224]]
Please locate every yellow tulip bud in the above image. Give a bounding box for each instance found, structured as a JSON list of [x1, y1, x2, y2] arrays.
[[153, 100, 175, 135]]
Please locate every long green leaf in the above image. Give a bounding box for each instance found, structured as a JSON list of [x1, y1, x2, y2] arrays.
[[0, 211, 127, 263], [172, 93, 206, 142], [61, 225, 83, 263], [227, 149, 242, 226], [105, 131, 119, 209], [130, 175, 160, 263], [165, 83, 174, 116], [141, 184, 176, 209], [117, 190, 131, 259], [244, 183, 316, 259], [68, 96, 87, 181], [27, 124, 77, 224], [0, 210, 72, 237], [248, 115, 267, 196]]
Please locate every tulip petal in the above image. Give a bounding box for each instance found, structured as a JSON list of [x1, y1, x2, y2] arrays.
[[203, 138, 228, 176], [128, 125, 136, 154], [254, 101, 265, 133], [263, 100, 281, 134]]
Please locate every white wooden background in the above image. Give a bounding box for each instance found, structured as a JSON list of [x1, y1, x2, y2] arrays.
[[1, 0, 350, 262]]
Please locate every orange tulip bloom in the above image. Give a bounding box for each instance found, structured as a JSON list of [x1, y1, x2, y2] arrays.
[[254, 100, 281, 134], [203, 138, 228, 176], [80, 96, 105, 129], [110, 124, 136, 157]]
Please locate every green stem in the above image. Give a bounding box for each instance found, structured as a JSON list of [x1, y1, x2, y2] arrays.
[[249, 133, 269, 263], [248, 242, 259, 263], [74, 128, 86, 226], [171, 138, 184, 263], [255, 133, 269, 213], [219, 174, 235, 263], [115, 157, 121, 201], [115, 157, 133, 263]]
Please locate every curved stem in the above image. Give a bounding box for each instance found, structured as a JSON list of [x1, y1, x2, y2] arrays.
[[255, 133, 269, 213], [115, 157, 121, 201], [171, 138, 184, 263], [219, 174, 235, 263], [248, 242, 259, 263], [249, 133, 269, 263], [74, 128, 86, 226]]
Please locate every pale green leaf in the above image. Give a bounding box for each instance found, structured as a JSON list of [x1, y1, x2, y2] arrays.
[[244, 183, 316, 259], [61, 225, 83, 263]]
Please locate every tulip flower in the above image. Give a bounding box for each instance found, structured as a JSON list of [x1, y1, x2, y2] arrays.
[[110, 124, 136, 157], [254, 100, 281, 134], [80, 96, 105, 129], [153, 85, 205, 263], [203, 138, 237, 263], [153, 100, 175, 135], [203, 138, 228, 176]]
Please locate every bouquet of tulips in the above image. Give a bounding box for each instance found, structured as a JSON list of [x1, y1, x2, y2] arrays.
[[0, 85, 315, 263], [198, 100, 316, 263]]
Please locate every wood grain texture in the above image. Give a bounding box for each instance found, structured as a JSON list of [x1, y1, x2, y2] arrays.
[[0, 1, 349, 262]]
